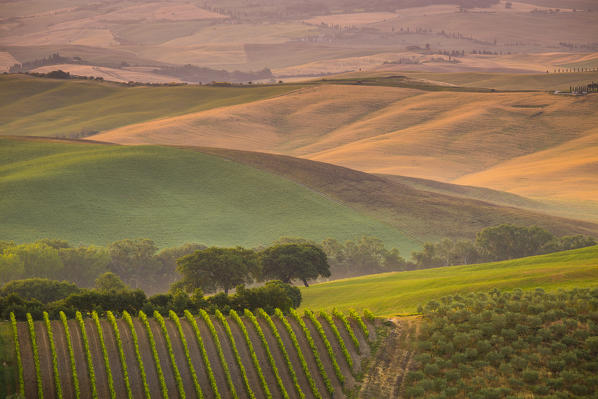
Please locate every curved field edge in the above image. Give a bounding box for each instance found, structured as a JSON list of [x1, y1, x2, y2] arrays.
[[300, 245, 598, 316]]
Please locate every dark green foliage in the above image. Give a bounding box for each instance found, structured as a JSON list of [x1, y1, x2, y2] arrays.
[[406, 288, 598, 398], [260, 243, 330, 287], [1, 278, 80, 302]]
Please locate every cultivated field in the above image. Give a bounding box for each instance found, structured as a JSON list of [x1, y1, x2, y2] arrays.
[[300, 245, 598, 316]]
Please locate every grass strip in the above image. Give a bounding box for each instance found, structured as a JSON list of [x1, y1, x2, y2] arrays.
[[10, 313, 25, 397], [333, 308, 360, 353], [106, 311, 133, 399], [154, 311, 186, 399], [244, 309, 289, 399], [349, 309, 370, 340], [184, 310, 221, 399], [170, 310, 203, 399], [27, 313, 44, 399], [92, 311, 116, 399], [304, 310, 345, 383], [122, 311, 152, 399], [199, 309, 238, 399], [258, 308, 305, 399], [290, 308, 334, 395], [60, 311, 81, 399], [43, 312, 63, 399], [137, 310, 167, 399], [215, 310, 255, 399], [275, 309, 321, 399], [76, 312, 98, 399], [230, 310, 272, 399], [320, 311, 352, 368]]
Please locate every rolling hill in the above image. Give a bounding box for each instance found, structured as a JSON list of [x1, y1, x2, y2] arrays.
[[300, 245, 598, 316]]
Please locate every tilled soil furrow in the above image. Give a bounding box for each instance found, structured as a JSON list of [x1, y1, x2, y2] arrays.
[[316, 316, 355, 391], [211, 315, 249, 399], [68, 319, 91, 399], [85, 319, 109, 399], [149, 318, 178, 398], [35, 321, 55, 399], [196, 316, 231, 399], [117, 319, 143, 398], [180, 319, 215, 399], [239, 317, 279, 399], [17, 323, 36, 399], [164, 319, 194, 398], [132, 318, 162, 398], [331, 318, 361, 374], [99, 319, 127, 399], [228, 317, 263, 398], [52, 321, 75, 399]]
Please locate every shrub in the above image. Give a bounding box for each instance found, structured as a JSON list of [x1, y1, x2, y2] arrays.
[[215, 309, 255, 399], [230, 310, 272, 399], [10, 312, 25, 397], [275, 308, 321, 399], [170, 310, 203, 399], [123, 311, 152, 399], [76, 312, 98, 398], [184, 310, 221, 399], [304, 309, 344, 384], [289, 308, 334, 396], [320, 311, 353, 368], [244, 308, 289, 399], [60, 311, 80, 399], [333, 308, 360, 353], [154, 311, 185, 399], [92, 311, 116, 399], [27, 313, 44, 399], [43, 312, 63, 399], [106, 311, 133, 399], [200, 309, 238, 399]]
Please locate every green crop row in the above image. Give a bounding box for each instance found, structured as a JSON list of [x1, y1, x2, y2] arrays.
[[333, 308, 360, 354], [244, 309, 290, 399], [107, 311, 133, 399], [43, 312, 63, 399], [200, 309, 238, 399], [275, 309, 321, 399], [320, 311, 353, 369], [184, 310, 221, 399], [349, 309, 370, 340], [363, 309, 375, 322], [76, 312, 98, 399], [92, 311, 116, 399], [137, 310, 167, 399], [170, 310, 204, 399], [304, 310, 344, 383], [230, 310, 272, 399], [10, 313, 25, 397], [258, 308, 305, 399], [27, 313, 44, 399], [60, 311, 80, 399], [215, 309, 255, 399], [154, 311, 186, 399], [289, 308, 335, 395], [123, 311, 152, 399]]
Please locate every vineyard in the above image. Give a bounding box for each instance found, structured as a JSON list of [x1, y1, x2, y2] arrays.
[[4, 309, 383, 399]]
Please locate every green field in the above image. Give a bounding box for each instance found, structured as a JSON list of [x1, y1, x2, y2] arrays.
[[0, 74, 301, 138], [0, 137, 417, 250], [300, 245, 598, 316]]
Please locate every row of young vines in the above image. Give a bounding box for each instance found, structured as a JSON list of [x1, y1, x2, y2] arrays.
[[8, 309, 372, 398]]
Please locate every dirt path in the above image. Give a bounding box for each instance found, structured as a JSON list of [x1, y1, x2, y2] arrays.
[[99, 319, 128, 398], [148, 318, 178, 398], [211, 315, 249, 399], [164, 319, 194, 398], [52, 321, 75, 399], [68, 319, 91, 399], [84, 318, 109, 399]]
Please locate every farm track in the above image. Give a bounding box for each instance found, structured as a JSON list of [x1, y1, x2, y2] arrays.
[[9, 311, 395, 399]]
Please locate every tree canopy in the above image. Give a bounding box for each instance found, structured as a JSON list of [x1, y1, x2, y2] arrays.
[[260, 243, 330, 287]]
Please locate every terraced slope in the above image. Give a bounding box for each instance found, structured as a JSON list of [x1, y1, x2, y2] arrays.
[[0, 137, 415, 250], [5, 309, 381, 399], [300, 245, 598, 316]]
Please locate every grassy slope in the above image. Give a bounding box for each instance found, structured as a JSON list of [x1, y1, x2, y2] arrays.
[[0, 74, 301, 138], [300, 245, 598, 317], [0, 137, 416, 250]]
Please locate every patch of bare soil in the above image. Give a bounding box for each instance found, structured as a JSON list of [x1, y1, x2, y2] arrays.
[[52, 320, 75, 399], [84, 319, 109, 399], [98, 319, 128, 398], [180, 318, 217, 399], [67, 319, 91, 398]]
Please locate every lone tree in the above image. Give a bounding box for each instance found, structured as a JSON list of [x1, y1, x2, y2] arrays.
[[175, 247, 258, 294], [260, 243, 330, 287]]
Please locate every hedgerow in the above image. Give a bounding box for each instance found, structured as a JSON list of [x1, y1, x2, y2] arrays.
[[349, 309, 370, 340], [215, 309, 255, 399], [43, 311, 63, 399], [184, 309, 221, 399], [289, 308, 334, 395], [76, 311, 98, 399], [304, 309, 344, 385], [92, 311, 116, 399], [27, 313, 44, 399], [10, 312, 25, 397], [275, 308, 321, 399], [137, 310, 167, 399], [106, 311, 133, 399], [244, 308, 289, 399], [199, 309, 238, 399], [230, 310, 272, 399], [123, 311, 152, 399], [320, 310, 353, 368], [154, 311, 186, 399], [258, 308, 305, 399], [333, 308, 360, 353], [60, 311, 80, 399], [170, 310, 203, 399]]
